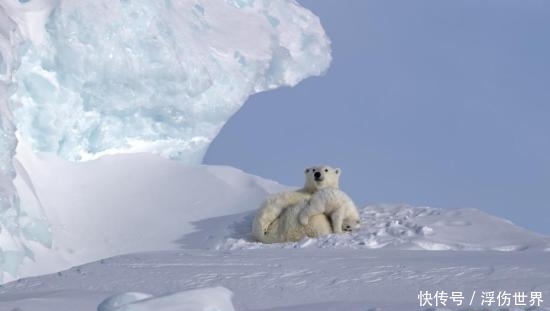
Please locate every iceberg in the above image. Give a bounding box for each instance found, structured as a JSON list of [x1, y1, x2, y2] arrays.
[[0, 0, 331, 281]]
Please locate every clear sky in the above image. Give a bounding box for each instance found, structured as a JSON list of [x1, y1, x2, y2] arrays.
[[205, 0, 550, 235]]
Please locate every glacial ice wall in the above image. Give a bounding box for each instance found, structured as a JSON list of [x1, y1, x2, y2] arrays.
[[10, 0, 331, 162], [0, 0, 27, 280], [0, 0, 331, 281]]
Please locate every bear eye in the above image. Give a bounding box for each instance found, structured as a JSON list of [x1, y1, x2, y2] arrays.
[[312, 169, 316, 172], [305, 169, 309, 173], [324, 169, 328, 172]]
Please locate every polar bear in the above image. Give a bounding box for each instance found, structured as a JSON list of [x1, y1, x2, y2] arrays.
[[256, 202, 333, 244], [299, 188, 361, 234], [251, 165, 340, 243]]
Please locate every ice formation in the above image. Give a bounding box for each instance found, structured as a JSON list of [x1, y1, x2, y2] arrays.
[[0, 0, 331, 280]]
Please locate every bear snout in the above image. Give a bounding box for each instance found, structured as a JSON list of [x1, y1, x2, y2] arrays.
[[314, 171, 323, 181]]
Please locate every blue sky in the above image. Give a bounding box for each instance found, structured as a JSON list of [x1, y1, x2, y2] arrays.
[[205, 0, 550, 235]]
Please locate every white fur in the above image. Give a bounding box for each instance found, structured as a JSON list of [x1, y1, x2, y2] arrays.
[[251, 165, 341, 243], [256, 202, 333, 244], [299, 188, 361, 234]]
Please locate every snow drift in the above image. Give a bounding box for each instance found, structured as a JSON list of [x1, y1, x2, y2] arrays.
[[0, 0, 331, 281], [12, 143, 289, 281], [9, 144, 550, 284]]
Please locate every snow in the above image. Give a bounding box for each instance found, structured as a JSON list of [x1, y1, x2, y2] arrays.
[[0, 248, 549, 311], [12, 142, 550, 281], [97, 287, 235, 311], [97, 292, 154, 311], [10, 141, 289, 281], [0, 147, 548, 310], [0, 0, 330, 280], [218, 204, 550, 252]]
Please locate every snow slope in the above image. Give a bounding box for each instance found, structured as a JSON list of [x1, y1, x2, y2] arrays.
[[11, 142, 289, 281], [2, 147, 549, 310]]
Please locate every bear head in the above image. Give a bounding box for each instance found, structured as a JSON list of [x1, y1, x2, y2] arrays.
[[303, 165, 340, 192], [342, 217, 361, 232], [342, 200, 361, 232]]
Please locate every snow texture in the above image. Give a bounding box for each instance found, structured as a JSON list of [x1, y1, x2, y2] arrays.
[[0, 248, 548, 311], [97, 292, 154, 311], [97, 287, 235, 311], [0, 0, 330, 281], [220, 204, 550, 252]]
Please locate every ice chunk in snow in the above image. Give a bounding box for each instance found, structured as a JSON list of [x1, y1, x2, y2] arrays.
[[97, 287, 235, 311]]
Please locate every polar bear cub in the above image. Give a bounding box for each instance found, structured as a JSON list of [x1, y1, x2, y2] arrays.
[[251, 165, 341, 243], [299, 188, 361, 234]]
